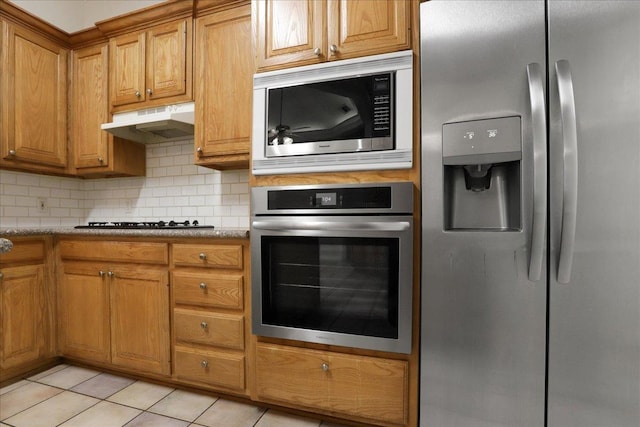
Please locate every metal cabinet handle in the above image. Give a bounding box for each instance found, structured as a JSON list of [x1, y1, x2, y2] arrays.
[[99, 270, 105, 277], [8, 149, 16, 156], [107, 271, 114, 278], [555, 59, 578, 284], [199, 282, 207, 290], [200, 321, 208, 329], [321, 363, 329, 372], [0, 272, 4, 280], [147, 88, 153, 96], [199, 253, 207, 260], [196, 147, 203, 155], [135, 91, 141, 98], [526, 63, 547, 282], [98, 157, 104, 163], [313, 47, 321, 56], [329, 44, 338, 54], [201, 360, 208, 368]]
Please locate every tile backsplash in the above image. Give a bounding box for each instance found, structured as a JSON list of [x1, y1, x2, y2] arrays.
[[0, 140, 249, 229]]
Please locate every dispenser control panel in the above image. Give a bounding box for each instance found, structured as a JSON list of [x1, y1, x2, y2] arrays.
[[442, 116, 522, 165]]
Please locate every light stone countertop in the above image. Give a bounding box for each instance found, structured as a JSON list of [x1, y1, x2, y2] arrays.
[[0, 227, 249, 239]]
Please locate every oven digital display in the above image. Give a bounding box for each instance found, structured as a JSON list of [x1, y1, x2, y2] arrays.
[[316, 192, 337, 206]]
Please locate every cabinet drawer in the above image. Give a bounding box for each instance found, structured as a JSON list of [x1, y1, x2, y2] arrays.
[[256, 343, 408, 425], [174, 346, 245, 391], [174, 308, 244, 350], [59, 241, 168, 264], [0, 240, 45, 265], [172, 244, 242, 269], [172, 271, 243, 309]]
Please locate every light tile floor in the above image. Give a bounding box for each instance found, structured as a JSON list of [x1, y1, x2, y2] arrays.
[[0, 364, 351, 427]]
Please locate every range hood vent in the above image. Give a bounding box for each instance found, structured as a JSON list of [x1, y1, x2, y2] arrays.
[[101, 102, 195, 144]]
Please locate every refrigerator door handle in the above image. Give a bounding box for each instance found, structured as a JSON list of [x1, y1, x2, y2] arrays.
[[555, 59, 578, 284], [527, 63, 547, 281]]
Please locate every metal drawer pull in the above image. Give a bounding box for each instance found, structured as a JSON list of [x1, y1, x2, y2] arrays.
[[99, 270, 105, 277], [200, 321, 208, 329], [199, 253, 207, 260], [199, 282, 207, 290], [321, 363, 329, 372], [201, 360, 208, 368]]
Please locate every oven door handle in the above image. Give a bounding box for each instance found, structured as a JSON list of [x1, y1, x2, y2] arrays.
[[251, 219, 411, 232]]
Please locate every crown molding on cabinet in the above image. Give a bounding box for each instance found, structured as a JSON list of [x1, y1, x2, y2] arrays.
[[0, 0, 70, 47]]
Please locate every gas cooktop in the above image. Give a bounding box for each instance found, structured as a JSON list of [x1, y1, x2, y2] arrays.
[[74, 220, 214, 230]]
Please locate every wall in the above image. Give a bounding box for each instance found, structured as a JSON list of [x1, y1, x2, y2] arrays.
[[11, 0, 163, 33], [0, 140, 250, 229]]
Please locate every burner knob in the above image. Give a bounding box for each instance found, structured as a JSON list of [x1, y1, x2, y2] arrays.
[[193, 220, 199, 226], [169, 221, 176, 226]]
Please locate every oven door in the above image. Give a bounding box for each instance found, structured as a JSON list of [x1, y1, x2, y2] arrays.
[[251, 215, 413, 354]]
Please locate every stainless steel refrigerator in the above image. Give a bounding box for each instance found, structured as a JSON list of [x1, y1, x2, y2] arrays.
[[419, 1, 639, 426]]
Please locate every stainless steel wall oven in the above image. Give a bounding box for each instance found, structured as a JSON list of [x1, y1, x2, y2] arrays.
[[251, 182, 414, 354]]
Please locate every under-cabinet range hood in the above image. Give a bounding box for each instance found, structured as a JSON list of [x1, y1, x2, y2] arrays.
[[101, 102, 194, 144]]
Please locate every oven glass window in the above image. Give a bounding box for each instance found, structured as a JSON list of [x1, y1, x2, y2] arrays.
[[266, 73, 393, 146], [260, 236, 399, 338]]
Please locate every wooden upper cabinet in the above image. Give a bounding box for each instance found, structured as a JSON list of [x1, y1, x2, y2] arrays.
[[254, 0, 325, 71], [73, 44, 110, 170], [327, 0, 410, 59], [110, 32, 146, 107], [0, 20, 68, 173], [255, 0, 410, 72], [71, 43, 145, 177], [194, 5, 252, 170], [110, 19, 192, 112]]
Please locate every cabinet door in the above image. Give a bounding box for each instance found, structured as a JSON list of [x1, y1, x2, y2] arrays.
[[146, 19, 190, 101], [256, 343, 408, 425], [110, 32, 146, 107], [195, 6, 252, 169], [0, 265, 44, 369], [59, 264, 110, 363], [1, 21, 67, 169], [72, 44, 110, 170], [327, 0, 410, 60], [254, 0, 325, 71], [110, 268, 170, 376]]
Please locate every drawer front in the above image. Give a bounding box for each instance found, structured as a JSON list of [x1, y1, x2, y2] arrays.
[[172, 271, 243, 309], [174, 346, 245, 391], [0, 239, 45, 265], [174, 308, 244, 350], [256, 343, 408, 425], [59, 241, 168, 264], [172, 244, 243, 269]]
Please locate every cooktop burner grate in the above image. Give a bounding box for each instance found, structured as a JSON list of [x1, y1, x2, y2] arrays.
[[75, 220, 214, 230]]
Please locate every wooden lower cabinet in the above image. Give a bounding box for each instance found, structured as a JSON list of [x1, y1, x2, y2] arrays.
[[256, 342, 409, 426], [58, 263, 110, 363], [0, 264, 46, 369], [174, 346, 245, 391], [110, 267, 170, 375], [171, 240, 249, 396], [0, 237, 56, 382], [58, 240, 170, 377]]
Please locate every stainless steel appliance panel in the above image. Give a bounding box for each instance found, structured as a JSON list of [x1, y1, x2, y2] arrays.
[[420, 1, 547, 426], [547, 2, 640, 426]]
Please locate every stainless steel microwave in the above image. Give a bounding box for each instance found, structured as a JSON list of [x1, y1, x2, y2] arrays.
[[252, 50, 413, 175]]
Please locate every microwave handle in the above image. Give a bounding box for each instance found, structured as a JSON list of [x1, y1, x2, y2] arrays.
[[251, 219, 411, 232]]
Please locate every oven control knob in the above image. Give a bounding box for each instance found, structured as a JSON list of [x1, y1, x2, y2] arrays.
[[199, 282, 207, 290], [321, 363, 329, 372], [200, 321, 208, 329], [201, 360, 208, 368], [199, 253, 207, 260]]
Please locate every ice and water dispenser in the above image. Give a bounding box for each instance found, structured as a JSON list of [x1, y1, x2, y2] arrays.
[[442, 116, 522, 231]]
